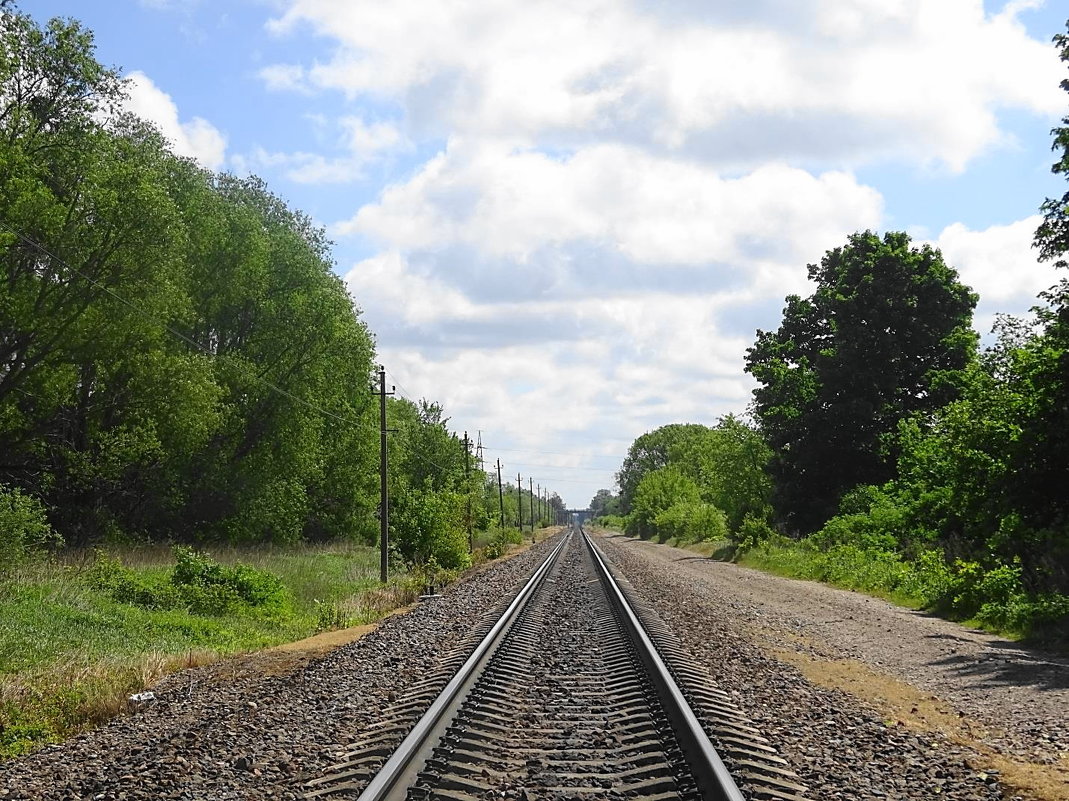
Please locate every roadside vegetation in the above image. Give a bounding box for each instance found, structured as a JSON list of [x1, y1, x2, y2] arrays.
[[591, 23, 1069, 646], [0, 6, 564, 758], [0, 528, 555, 759], [1, 542, 378, 757]]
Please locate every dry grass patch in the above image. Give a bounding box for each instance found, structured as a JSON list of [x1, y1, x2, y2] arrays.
[[772, 648, 1069, 801]]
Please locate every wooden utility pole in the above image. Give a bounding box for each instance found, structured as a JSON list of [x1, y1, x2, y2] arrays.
[[496, 459, 505, 527], [529, 477, 535, 533], [378, 366, 392, 583], [536, 483, 541, 525], [462, 431, 472, 551], [517, 473, 523, 531]]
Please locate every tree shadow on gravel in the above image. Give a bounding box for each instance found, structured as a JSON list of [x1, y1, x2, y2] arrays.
[[670, 545, 736, 561], [924, 634, 1069, 692]]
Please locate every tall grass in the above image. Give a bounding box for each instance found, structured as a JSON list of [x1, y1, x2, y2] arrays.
[[737, 536, 1069, 644], [0, 541, 419, 758]]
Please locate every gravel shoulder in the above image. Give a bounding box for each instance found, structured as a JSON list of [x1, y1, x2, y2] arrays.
[[594, 531, 1069, 801]]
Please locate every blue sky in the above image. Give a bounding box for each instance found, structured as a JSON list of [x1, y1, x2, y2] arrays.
[[22, 0, 1069, 507]]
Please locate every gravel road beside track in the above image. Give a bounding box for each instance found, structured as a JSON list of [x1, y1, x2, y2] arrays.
[[594, 531, 1069, 801], [3, 529, 1067, 801]]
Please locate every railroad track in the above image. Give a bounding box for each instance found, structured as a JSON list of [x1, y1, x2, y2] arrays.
[[305, 527, 807, 800]]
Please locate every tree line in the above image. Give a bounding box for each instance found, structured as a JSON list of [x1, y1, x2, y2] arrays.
[[0, 6, 556, 572], [592, 23, 1069, 633]]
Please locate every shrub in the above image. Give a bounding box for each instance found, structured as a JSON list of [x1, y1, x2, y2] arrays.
[[734, 514, 778, 552], [482, 527, 522, 560], [626, 467, 701, 539], [85, 552, 178, 609], [171, 546, 286, 614], [391, 489, 472, 570], [654, 501, 728, 544], [0, 486, 60, 573], [86, 547, 287, 616]]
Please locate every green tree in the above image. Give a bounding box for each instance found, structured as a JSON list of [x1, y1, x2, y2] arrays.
[[1035, 24, 1069, 269], [589, 488, 622, 518], [746, 231, 977, 534], [0, 6, 381, 547], [626, 466, 702, 539], [1017, 20, 1069, 577], [172, 174, 378, 545], [615, 423, 708, 513], [386, 397, 475, 567], [669, 415, 773, 533]]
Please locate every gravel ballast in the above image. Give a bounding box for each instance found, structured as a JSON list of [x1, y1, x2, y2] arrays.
[[0, 541, 558, 801], [594, 532, 1069, 801], [3, 530, 1067, 801]]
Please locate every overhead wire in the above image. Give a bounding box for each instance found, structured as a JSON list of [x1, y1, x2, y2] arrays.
[[381, 367, 477, 480], [2, 222, 597, 508]]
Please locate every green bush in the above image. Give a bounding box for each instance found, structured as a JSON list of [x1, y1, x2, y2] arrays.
[[85, 553, 178, 609], [626, 467, 702, 539], [653, 501, 728, 543], [171, 546, 286, 613], [482, 527, 522, 560], [391, 488, 472, 570], [0, 486, 60, 573], [734, 514, 778, 551], [742, 535, 1069, 638], [896, 548, 954, 604], [595, 515, 626, 530], [86, 547, 287, 616]]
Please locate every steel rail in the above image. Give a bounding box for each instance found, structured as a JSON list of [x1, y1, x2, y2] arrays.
[[353, 531, 571, 801], [582, 527, 748, 801]]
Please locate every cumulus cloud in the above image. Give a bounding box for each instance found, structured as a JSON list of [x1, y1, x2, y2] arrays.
[[259, 64, 309, 93], [124, 71, 226, 169], [261, 0, 1063, 504], [934, 216, 1062, 335], [240, 117, 405, 184], [266, 0, 1062, 170], [339, 139, 882, 296]]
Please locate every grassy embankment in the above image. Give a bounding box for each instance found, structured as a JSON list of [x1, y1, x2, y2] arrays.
[[595, 524, 1068, 647], [736, 537, 1069, 647], [0, 528, 533, 760]]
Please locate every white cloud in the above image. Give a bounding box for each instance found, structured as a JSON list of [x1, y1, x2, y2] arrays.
[[266, 0, 1063, 170], [935, 216, 1062, 335], [261, 0, 1064, 505], [361, 303, 757, 505], [124, 71, 226, 169], [259, 64, 309, 93], [240, 117, 405, 184], [342, 117, 403, 158], [340, 139, 882, 278], [332, 132, 883, 506]]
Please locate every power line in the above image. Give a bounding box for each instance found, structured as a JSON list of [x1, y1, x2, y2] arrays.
[[487, 445, 623, 460], [506, 461, 614, 473]]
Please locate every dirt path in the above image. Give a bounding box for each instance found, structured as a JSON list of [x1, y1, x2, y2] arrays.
[[597, 532, 1069, 801]]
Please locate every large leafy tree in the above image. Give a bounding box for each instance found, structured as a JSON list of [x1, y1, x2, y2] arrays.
[[1035, 24, 1069, 269], [0, 5, 381, 547], [625, 466, 701, 539], [1005, 19, 1069, 574], [669, 415, 773, 532], [746, 231, 977, 534], [588, 489, 621, 518], [614, 423, 708, 513]]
